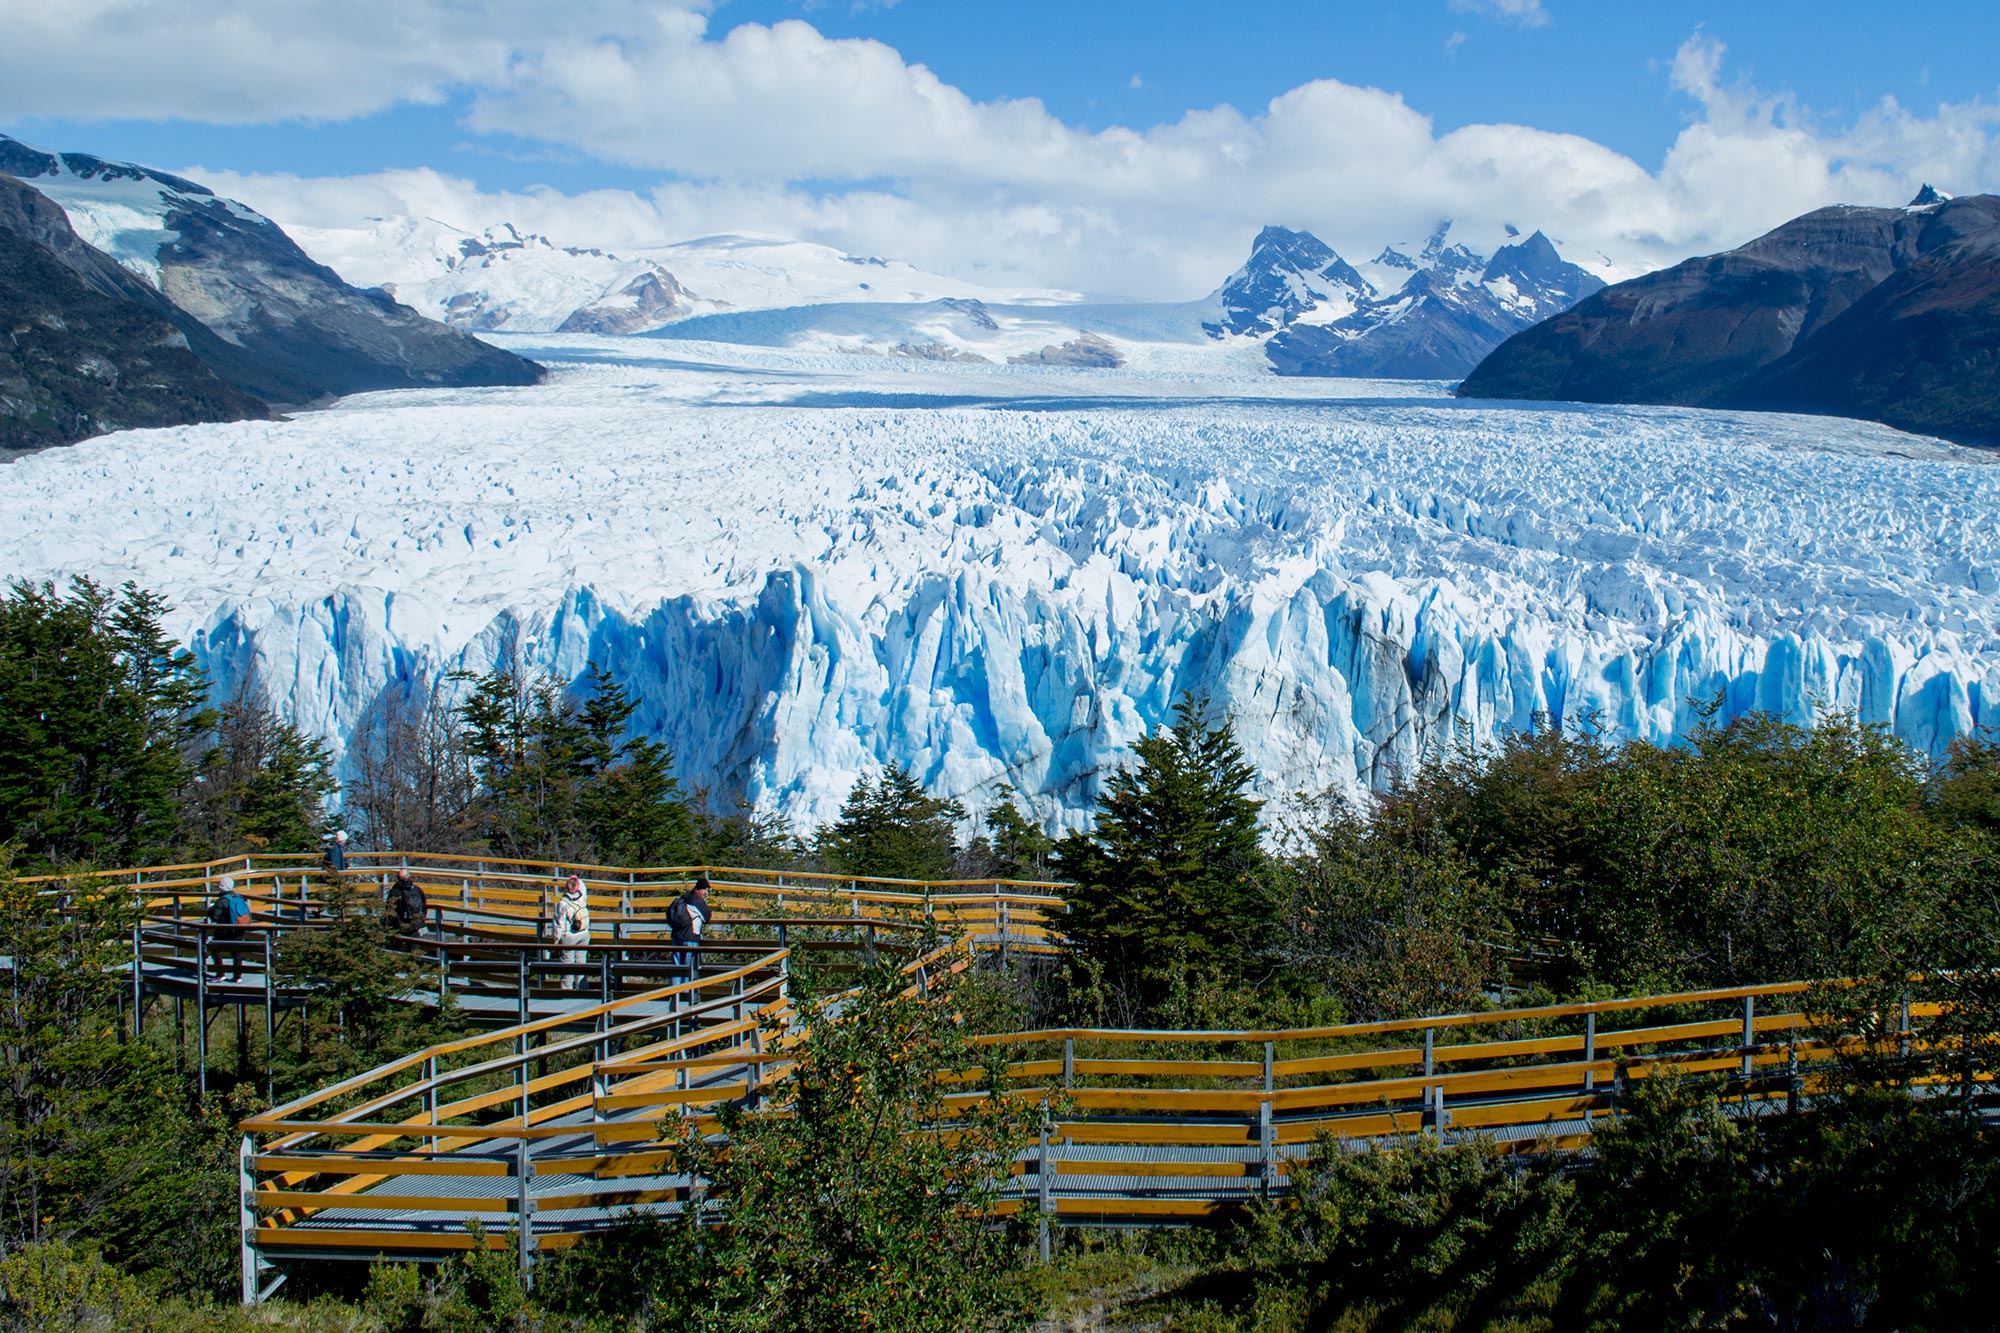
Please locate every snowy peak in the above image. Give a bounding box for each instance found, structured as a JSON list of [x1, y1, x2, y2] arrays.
[[1208, 217, 1607, 379], [1907, 183, 1953, 210], [380, 220, 703, 334], [287, 219, 1077, 336], [1205, 225, 1374, 338], [1478, 230, 1606, 321], [0, 134, 278, 287], [0, 133, 541, 403]]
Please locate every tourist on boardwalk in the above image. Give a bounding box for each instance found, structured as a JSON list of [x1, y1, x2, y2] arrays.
[[321, 829, 349, 878], [385, 868, 427, 936], [670, 875, 712, 981], [551, 875, 592, 990], [205, 875, 253, 982]]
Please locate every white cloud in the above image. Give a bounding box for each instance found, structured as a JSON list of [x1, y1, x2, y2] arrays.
[[9, 7, 2000, 299], [0, 0, 704, 124], [1449, 0, 1552, 29]]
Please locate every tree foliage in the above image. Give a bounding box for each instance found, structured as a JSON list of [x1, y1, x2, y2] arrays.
[[814, 761, 965, 880], [453, 659, 700, 867], [541, 956, 1033, 1333], [1056, 695, 1268, 1015]]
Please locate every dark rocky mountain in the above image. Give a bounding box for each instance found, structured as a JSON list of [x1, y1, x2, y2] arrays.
[[1206, 222, 1606, 379], [0, 135, 543, 407], [0, 174, 266, 453], [1460, 189, 2000, 444]]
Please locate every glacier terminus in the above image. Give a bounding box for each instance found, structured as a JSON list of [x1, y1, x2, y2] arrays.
[[3, 333, 1994, 834]]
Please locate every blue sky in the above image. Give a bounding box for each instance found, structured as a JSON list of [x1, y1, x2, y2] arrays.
[[3, 1, 1995, 297]]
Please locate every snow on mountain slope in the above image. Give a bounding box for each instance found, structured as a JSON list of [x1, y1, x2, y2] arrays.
[[289, 217, 1076, 333], [645, 297, 1233, 372], [1209, 220, 1608, 379], [1, 335, 1994, 834]]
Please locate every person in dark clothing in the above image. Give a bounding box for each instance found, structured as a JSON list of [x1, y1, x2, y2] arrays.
[[205, 874, 253, 982], [385, 869, 427, 935], [322, 830, 349, 875], [669, 876, 713, 981]]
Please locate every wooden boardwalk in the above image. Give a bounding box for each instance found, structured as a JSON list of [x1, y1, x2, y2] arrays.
[[16, 852, 1973, 1304]]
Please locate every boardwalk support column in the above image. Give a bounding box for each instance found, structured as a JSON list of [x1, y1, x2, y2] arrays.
[[131, 921, 144, 1037], [238, 1134, 262, 1306], [1037, 1113, 1053, 1262], [1741, 996, 1756, 1080], [516, 1139, 536, 1287]]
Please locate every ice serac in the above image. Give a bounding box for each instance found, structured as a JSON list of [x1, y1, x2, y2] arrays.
[[11, 344, 1990, 835]]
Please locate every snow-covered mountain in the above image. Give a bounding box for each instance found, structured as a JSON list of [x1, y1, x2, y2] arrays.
[[289, 217, 1078, 334], [1206, 221, 1607, 379], [0, 135, 541, 404], [2, 336, 1993, 835]]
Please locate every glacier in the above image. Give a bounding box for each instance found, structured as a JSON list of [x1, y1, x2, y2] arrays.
[[1, 334, 1995, 833]]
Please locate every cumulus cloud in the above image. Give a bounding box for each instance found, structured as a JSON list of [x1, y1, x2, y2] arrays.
[[0, 0, 702, 123], [9, 6, 2000, 298]]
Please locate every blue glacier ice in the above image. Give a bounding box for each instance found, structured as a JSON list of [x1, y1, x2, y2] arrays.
[[2, 334, 1995, 834]]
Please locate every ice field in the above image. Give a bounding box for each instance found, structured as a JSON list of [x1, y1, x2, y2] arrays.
[[4, 334, 1995, 829]]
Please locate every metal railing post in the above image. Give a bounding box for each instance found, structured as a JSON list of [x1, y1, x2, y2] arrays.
[[1583, 1011, 1597, 1092], [131, 920, 144, 1037], [1062, 1037, 1074, 1090], [425, 1055, 438, 1152], [263, 931, 275, 1103], [515, 1139, 536, 1287], [1037, 1113, 1053, 1262], [238, 1134, 259, 1306], [196, 925, 209, 1097], [1741, 995, 1756, 1079]]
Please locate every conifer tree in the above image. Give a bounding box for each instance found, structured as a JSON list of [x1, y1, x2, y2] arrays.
[[0, 578, 212, 867], [576, 665, 697, 866], [816, 763, 965, 880], [978, 784, 1054, 879], [1056, 694, 1268, 1011]]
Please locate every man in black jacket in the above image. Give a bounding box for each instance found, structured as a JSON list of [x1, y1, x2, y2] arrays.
[[669, 876, 712, 981], [385, 869, 427, 936]]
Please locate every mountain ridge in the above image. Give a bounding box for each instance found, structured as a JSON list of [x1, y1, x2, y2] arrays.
[[0, 134, 544, 408], [1459, 189, 2000, 444], [1205, 221, 1607, 379]]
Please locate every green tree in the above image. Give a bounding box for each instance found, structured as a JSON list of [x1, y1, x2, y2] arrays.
[[1267, 792, 1505, 1020], [1056, 695, 1267, 1013], [272, 883, 459, 1093], [0, 863, 240, 1296], [180, 694, 336, 856], [975, 784, 1055, 880], [456, 661, 592, 861], [0, 579, 212, 867], [576, 664, 697, 866], [815, 762, 965, 880], [698, 957, 1031, 1332]]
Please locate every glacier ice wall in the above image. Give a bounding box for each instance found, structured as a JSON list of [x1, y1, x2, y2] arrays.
[[3, 338, 1996, 833]]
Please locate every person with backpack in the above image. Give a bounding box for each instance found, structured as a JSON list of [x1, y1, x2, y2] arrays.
[[550, 875, 592, 991], [205, 875, 254, 982], [385, 868, 427, 936], [669, 875, 712, 981]]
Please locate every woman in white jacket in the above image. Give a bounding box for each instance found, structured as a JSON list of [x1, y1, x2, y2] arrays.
[[551, 875, 592, 990]]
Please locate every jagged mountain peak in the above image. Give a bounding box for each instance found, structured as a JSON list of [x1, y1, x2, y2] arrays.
[[1908, 183, 1952, 209], [1206, 224, 1373, 338], [1214, 217, 1607, 379]]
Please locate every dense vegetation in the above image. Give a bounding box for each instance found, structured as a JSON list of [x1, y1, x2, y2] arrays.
[[2, 577, 1999, 1329]]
